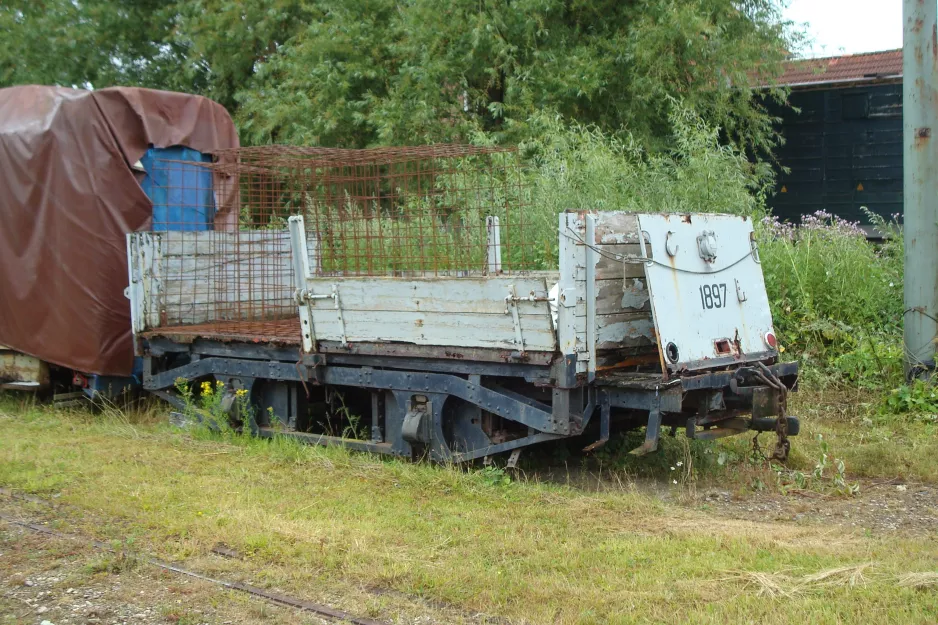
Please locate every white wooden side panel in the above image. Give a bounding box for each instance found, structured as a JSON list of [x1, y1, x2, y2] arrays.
[[305, 278, 550, 315], [591, 213, 657, 359], [128, 230, 319, 331], [303, 277, 556, 352]]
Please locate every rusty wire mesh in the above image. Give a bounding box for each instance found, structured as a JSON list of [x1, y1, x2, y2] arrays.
[[141, 144, 531, 341]]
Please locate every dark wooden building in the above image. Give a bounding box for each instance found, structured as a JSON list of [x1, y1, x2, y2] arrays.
[[766, 50, 903, 231]]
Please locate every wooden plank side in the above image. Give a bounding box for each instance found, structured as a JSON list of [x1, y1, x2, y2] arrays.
[[304, 277, 551, 315], [137, 229, 318, 327], [596, 314, 656, 350], [594, 212, 641, 244], [588, 212, 656, 359], [127, 234, 146, 333], [304, 276, 556, 351], [575, 278, 650, 316], [307, 309, 557, 351]]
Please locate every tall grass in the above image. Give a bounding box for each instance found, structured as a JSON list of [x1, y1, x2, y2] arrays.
[[516, 105, 767, 268], [759, 211, 904, 387]]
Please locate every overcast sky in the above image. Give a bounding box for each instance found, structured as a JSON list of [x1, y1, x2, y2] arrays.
[[784, 0, 903, 58]]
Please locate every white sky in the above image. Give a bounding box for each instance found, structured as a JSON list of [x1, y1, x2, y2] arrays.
[[784, 0, 903, 58]]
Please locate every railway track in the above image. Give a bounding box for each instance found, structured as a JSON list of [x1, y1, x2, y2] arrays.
[[0, 490, 386, 625]]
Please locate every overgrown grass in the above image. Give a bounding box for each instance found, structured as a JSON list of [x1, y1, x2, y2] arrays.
[[759, 210, 904, 388], [1, 397, 937, 624]]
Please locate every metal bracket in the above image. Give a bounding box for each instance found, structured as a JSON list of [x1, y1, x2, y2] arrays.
[[505, 284, 525, 354], [331, 283, 348, 347], [485, 215, 502, 274], [584, 214, 597, 382], [506, 449, 522, 469], [583, 392, 610, 452], [288, 215, 316, 353]]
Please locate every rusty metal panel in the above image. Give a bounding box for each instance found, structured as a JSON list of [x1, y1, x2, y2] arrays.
[[637, 214, 777, 372]]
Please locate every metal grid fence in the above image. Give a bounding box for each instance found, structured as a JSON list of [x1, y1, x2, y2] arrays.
[[141, 144, 531, 340]]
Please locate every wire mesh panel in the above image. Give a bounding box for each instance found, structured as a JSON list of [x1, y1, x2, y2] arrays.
[[137, 144, 531, 342]]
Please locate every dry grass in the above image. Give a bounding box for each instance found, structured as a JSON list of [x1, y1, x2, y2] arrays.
[[898, 572, 938, 590], [802, 563, 872, 587]]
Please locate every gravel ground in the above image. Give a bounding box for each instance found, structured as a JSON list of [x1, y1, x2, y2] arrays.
[[695, 481, 938, 535], [0, 518, 327, 625]]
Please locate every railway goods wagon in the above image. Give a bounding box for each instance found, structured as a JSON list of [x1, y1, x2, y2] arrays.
[[126, 145, 799, 462]]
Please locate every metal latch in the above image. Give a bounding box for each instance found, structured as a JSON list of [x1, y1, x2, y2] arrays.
[[294, 283, 349, 348], [505, 285, 550, 354], [697, 230, 718, 262]]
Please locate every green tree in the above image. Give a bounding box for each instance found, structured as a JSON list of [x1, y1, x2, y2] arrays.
[[171, 0, 318, 111], [1, 0, 799, 157], [234, 0, 797, 152], [0, 0, 186, 89]]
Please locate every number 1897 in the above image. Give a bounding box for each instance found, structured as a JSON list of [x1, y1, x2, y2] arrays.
[[700, 283, 727, 309]]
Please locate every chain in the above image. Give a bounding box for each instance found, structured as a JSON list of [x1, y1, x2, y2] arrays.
[[753, 362, 790, 461]]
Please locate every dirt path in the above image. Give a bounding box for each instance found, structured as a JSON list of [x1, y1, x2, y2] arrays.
[[532, 466, 938, 537]]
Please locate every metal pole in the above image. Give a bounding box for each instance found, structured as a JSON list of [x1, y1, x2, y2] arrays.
[[903, 0, 938, 376]]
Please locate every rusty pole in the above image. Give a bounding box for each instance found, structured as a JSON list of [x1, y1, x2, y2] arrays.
[[903, 0, 938, 376]]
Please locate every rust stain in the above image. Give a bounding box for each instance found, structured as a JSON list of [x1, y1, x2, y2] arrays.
[[681, 214, 692, 224], [933, 23, 937, 61], [915, 127, 932, 150], [414, 319, 424, 327], [596, 353, 660, 371]]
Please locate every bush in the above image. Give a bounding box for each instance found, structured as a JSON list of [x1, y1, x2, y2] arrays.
[[758, 210, 903, 387], [517, 101, 767, 268]]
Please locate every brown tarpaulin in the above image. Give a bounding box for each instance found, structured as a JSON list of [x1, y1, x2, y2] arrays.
[[0, 86, 239, 376]]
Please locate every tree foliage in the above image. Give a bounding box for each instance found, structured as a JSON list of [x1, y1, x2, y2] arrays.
[[0, 0, 186, 89], [0, 0, 798, 153]]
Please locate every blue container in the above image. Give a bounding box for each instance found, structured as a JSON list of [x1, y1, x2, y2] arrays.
[[140, 146, 214, 230]]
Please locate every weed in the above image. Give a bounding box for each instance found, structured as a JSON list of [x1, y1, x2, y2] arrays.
[[85, 537, 140, 575], [881, 381, 938, 423], [317, 388, 368, 440], [478, 465, 511, 488], [173, 378, 254, 436], [759, 209, 903, 387], [774, 434, 859, 497]]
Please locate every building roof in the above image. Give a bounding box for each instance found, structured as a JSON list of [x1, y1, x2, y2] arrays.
[[777, 49, 902, 87]]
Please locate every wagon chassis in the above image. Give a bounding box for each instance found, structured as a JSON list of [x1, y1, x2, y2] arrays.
[[144, 336, 798, 463]]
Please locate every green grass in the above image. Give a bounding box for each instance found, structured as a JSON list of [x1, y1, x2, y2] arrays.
[[1, 395, 937, 624]]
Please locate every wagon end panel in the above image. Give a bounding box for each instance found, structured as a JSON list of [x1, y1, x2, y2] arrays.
[[637, 213, 778, 373]]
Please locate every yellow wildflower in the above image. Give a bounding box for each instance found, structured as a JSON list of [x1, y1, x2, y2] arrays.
[[235, 389, 248, 397], [200, 381, 213, 395]]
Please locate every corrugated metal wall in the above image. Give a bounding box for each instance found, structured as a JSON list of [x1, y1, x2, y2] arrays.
[[767, 81, 903, 225]]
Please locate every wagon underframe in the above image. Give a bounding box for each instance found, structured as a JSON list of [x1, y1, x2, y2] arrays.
[[143, 335, 798, 462]]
